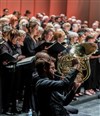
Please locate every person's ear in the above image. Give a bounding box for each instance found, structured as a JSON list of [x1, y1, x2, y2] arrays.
[[43, 62, 50, 72]]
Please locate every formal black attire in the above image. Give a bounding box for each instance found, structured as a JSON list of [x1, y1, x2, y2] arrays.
[[0, 40, 22, 113], [31, 71, 78, 116], [0, 67, 2, 114], [84, 38, 100, 92], [53, 71, 78, 115], [96, 41, 100, 89], [21, 33, 40, 113], [0, 39, 5, 113], [84, 50, 100, 91], [22, 33, 37, 57], [35, 69, 79, 116]]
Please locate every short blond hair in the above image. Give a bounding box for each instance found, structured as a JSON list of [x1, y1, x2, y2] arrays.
[[62, 23, 71, 28], [54, 30, 65, 40]]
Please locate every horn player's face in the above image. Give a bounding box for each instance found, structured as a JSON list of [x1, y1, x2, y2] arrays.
[[49, 61, 56, 79]]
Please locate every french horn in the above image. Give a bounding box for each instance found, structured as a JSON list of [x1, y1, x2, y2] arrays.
[[57, 42, 97, 82]]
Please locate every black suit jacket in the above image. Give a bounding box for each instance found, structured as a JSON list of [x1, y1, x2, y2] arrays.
[[22, 33, 37, 57], [36, 69, 79, 116]]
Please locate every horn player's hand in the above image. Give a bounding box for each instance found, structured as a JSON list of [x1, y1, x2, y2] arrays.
[[72, 81, 82, 93], [73, 63, 81, 71], [74, 73, 84, 83]]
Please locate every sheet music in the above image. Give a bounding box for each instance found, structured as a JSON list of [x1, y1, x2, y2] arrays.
[[17, 56, 36, 66]]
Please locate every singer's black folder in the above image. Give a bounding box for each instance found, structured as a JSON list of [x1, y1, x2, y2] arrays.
[[0, 52, 36, 67], [0, 52, 17, 65], [34, 41, 53, 53], [47, 42, 66, 58]]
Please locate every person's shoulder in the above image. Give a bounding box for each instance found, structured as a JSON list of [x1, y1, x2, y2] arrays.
[[24, 33, 32, 41], [36, 77, 49, 85], [25, 33, 30, 38], [2, 40, 9, 47]]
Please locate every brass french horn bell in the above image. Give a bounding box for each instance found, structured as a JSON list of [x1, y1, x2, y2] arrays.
[[57, 42, 97, 82]]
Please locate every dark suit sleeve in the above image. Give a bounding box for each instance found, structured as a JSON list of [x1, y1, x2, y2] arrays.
[[36, 69, 79, 91], [63, 88, 76, 106]]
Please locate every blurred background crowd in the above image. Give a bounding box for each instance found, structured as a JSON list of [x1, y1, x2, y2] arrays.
[[0, 8, 100, 115]]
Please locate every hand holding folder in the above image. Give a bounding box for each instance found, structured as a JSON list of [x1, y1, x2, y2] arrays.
[[0, 52, 35, 67], [0, 52, 17, 65]]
